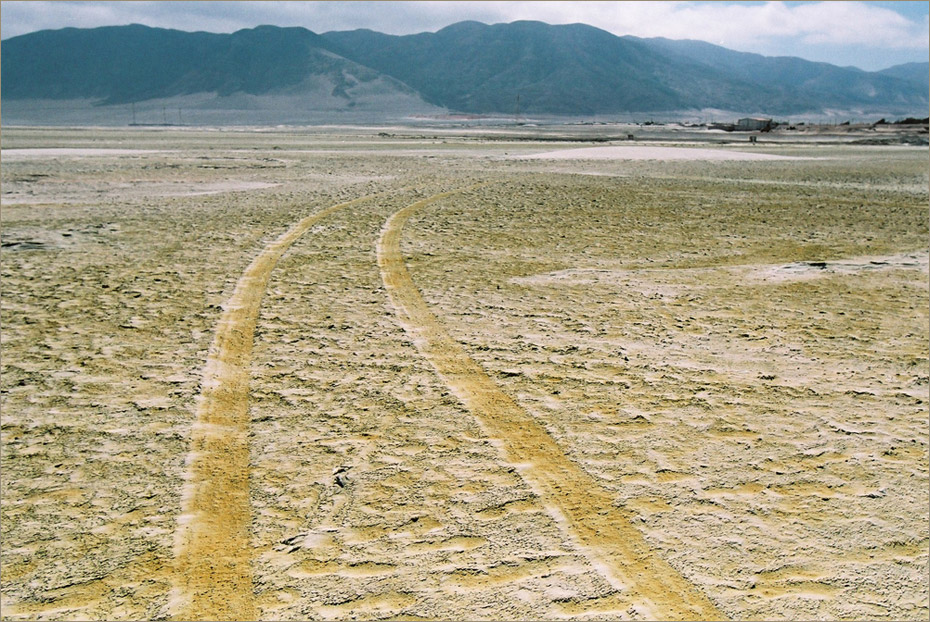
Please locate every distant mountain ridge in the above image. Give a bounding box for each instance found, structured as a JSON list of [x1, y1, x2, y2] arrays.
[[2, 21, 927, 119], [322, 21, 767, 114], [632, 36, 928, 112], [1, 24, 420, 104], [877, 62, 930, 92]]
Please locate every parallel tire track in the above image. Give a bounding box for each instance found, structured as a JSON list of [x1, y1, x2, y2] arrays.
[[170, 194, 377, 621], [376, 188, 725, 621]]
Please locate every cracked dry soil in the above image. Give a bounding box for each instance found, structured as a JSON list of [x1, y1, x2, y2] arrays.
[[1, 127, 927, 621]]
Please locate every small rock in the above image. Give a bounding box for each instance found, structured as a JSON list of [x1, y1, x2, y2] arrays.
[[333, 465, 350, 488]]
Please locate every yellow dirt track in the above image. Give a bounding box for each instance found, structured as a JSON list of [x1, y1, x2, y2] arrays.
[[377, 187, 724, 621], [171, 194, 379, 621]]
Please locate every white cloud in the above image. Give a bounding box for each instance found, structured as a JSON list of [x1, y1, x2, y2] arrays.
[[459, 1, 929, 51]]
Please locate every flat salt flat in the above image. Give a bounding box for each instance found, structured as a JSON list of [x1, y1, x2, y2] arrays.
[[519, 145, 803, 160], [1, 126, 927, 621], [1, 148, 167, 159], [1, 180, 279, 205]]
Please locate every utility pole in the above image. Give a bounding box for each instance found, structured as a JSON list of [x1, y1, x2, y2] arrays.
[[131, 102, 136, 125], [514, 93, 521, 125]]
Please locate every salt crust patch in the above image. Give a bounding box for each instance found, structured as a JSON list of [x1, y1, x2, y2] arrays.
[[518, 146, 802, 161], [2, 148, 166, 159], [512, 252, 929, 290], [1, 180, 278, 205], [166, 181, 277, 196], [749, 252, 929, 283]]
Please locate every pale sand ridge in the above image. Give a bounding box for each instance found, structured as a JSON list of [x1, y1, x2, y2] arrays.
[[377, 187, 726, 621]]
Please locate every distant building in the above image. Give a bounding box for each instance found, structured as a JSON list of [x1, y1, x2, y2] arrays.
[[737, 117, 773, 131]]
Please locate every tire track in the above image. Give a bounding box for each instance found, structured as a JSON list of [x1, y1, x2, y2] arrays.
[[377, 188, 725, 621], [170, 194, 378, 621]]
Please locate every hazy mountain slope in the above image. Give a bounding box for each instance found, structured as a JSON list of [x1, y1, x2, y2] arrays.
[[321, 20, 796, 114], [2, 21, 926, 118], [2, 25, 222, 102], [878, 62, 930, 92], [1, 24, 427, 108], [634, 37, 927, 110]]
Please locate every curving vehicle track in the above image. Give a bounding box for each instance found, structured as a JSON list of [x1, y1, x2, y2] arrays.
[[171, 194, 381, 621], [377, 187, 723, 621], [172, 183, 724, 620]]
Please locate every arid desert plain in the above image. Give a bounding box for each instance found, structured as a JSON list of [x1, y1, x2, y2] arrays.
[[1, 124, 928, 621]]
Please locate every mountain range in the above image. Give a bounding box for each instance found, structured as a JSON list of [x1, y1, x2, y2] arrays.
[[2, 21, 927, 123]]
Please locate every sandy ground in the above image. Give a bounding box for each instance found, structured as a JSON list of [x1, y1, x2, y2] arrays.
[[518, 145, 802, 161], [1, 126, 927, 621], [1, 149, 169, 159]]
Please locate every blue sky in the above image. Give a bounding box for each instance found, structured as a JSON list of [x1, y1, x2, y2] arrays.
[[1, 1, 927, 70]]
